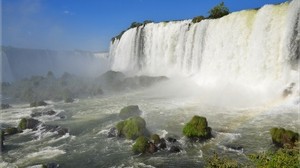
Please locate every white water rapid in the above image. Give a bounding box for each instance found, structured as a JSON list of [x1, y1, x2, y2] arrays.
[[110, 1, 300, 101]]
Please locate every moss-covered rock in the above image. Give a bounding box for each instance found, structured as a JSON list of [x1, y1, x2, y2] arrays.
[[4, 127, 19, 135], [116, 116, 147, 140], [18, 118, 41, 131], [132, 136, 149, 154], [30, 101, 48, 107], [151, 134, 161, 144], [270, 127, 299, 147], [183, 115, 212, 140], [206, 152, 239, 168], [119, 105, 141, 120]]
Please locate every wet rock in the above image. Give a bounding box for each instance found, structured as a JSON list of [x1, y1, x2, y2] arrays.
[[64, 97, 74, 103], [282, 83, 295, 97], [1, 103, 11, 109], [30, 101, 48, 107], [4, 127, 19, 135], [158, 138, 167, 149], [31, 110, 56, 117], [169, 146, 181, 153], [18, 118, 42, 131], [147, 142, 158, 154], [42, 163, 60, 168], [43, 125, 68, 135], [119, 105, 141, 120], [0, 131, 4, 152], [107, 127, 117, 138], [167, 137, 177, 143], [225, 144, 243, 151], [151, 134, 161, 144]]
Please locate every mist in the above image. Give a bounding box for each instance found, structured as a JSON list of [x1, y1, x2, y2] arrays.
[[1, 46, 109, 82]]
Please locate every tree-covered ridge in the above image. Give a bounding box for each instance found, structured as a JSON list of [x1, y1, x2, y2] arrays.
[[111, 2, 231, 41]]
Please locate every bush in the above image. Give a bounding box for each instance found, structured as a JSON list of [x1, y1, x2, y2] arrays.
[[192, 16, 205, 23], [206, 152, 239, 168], [116, 116, 147, 140], [270, 127, 299, 147], [208, 2, 229, 19], [249, 145, 300, 168], [132, 136, 149, 154], [183, 115, 212, 140]]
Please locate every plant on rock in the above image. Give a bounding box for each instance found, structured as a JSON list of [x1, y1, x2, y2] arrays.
[[132, 136, 149, 154], [116, 116, 147, 140], [119, 105, 141, 119], [208, 2, 229, 19], [270, 127, 299, 147], [183, 115, 212, 140]]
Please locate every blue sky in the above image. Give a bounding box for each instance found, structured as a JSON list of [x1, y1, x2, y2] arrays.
[[2, 0, 288, 52]]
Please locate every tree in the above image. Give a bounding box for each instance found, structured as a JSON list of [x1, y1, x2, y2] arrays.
[[208, 2, 229, 19]]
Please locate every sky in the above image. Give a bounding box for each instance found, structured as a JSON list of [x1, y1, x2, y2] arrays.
[[2, 0, 288, 52]]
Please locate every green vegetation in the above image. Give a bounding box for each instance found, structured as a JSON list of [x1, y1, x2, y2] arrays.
[[18, 118, 27, 130], [192, 16, 205, 23], [206, 152, 239, 168], [208, 2, 229, 19], [151, 134, 161, 144], [249, 143, 300, 168], [4, 127, 19, 135], [119, 105, 141, 119], [183, 115, 212, 140], [132, 136, 149, 154], [270, 127, 299, 147], [116, 116, 147, 140]]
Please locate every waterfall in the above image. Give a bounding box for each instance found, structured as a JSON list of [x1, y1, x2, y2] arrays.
[[110, 1, 300, 95]]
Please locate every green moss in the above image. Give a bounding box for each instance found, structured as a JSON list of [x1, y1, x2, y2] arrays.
[[5, 127, 19, 135], [249, 144, 300, 168], [119, 105, 141, 119], [132, 136, 149, 154], [192, 16, 205, 23], [18, 118, 27, 130], [206, 152, 239, 168], [270, 127, 299, 147], [183, 115, 211, 139], [151, 134, 160, 144], [116, 116, 146, 140]]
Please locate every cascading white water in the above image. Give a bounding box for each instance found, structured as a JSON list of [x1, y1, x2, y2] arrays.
[[110, 1, 300, 99]]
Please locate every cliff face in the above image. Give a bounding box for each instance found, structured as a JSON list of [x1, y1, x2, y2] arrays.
[[110, 1, 300, 92], [1, 46, 109, 82]]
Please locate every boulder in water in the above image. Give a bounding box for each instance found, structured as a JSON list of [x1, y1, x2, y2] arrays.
[[151, 134, 161, 144], [107, 127, 117, 138], [64, 97, 74, 103], [31, 110, 56, 117], [270, 127, 299, 147], [183, 115, 212, 141], [0, 131, 4, 152], [116, 116, 147, 140], [169, 146, 181, 153], [119, 105, 141, 120], [1, 103, 11, 109], [4, 127, 19, 135], [167, 137, 177, 143], [18, 118, 41, 131], [30, 101, 48, 107], [42, 163, 60, 168], [132, 136, 149, 154]]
